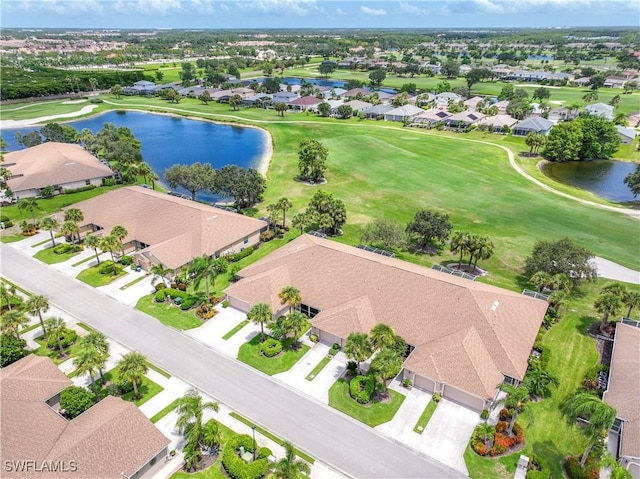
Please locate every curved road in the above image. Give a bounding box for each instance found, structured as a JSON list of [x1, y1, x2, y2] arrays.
[[0, 244, 464, 479]]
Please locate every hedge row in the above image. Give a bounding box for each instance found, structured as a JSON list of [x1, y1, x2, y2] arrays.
[[221, 434, 271, 479], [155, 288, 200, 310], [64, 185, 96, 194], [349, 375, 375, 404], [53, 243, 80, 254], [260, 338, 282, 358], [226, 246, 255, 263]]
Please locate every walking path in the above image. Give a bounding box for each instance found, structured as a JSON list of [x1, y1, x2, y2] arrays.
[[593, 256, 640, 284], [0, 104, 99, 128]]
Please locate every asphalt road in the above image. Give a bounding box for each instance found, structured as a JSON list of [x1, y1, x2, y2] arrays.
[[1, 244, 466, 479]]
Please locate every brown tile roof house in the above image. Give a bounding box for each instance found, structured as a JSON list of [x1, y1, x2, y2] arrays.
[[0, 355, 169, 479], [63, 186, 267, 270], [1, 142, 113, 200], [603, 323, 640, 470], [226, 234, 548, 410], [289, 95, 324, 110]]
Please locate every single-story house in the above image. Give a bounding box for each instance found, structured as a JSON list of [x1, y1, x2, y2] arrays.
[[585, 102, 615, 121], [242, 93, 273, 107], [342, 99, 372, 112], [225, 234, 548, 412], [384, 104, 424, 122], [0, 355, 170, 479], [479, 114, 518, 132], [326, 87, 347, 99], [359, 104, 394, 119], [512, 117, 554, 137], [548, 106, 579, 123], [411, 109, 451, 126], [493, 100, 510, 114], [342, 88, 370, 99], [272, 91, 299, 103], [444, 110, 486, 128], [289, 95, 324, 111], [436, 92, 463, 108], [1, 142, 113, 200], [61, 186, 267, 271], [572, 77, 591, 87], [603, 323, 640, 478], [616, 125, 638, 144], [464, 96, 485, 111], [604, 76, 627, 88], [123, 80, 157, 96]]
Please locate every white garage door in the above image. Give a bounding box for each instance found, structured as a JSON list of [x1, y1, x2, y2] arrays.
[[227, 296, 250, 313], [443, 384, 486, 412], [319, 330, 342, 347], [413, 373, 436, 393]]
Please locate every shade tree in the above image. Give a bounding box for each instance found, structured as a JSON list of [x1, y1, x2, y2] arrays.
[[297, 138, 328, 183]]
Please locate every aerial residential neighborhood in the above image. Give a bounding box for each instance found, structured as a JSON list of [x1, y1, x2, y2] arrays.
[[0, 2, 639, 479]]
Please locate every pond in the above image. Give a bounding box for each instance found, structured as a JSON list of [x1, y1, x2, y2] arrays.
[[2, 111, 269, 203], [540, 160, 638, 203], [247, 76, 398, 94]]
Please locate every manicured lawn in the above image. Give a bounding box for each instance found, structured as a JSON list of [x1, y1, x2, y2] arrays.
[[100, 368, 163, 407], [76, 263, 127, 287], [136, 295, 204, 330], [222, 319, 249, 340], [305, 356, 331, 381], [0, 233, 26, 243], [229, 412, 315, 464], [72, 255, 96, 267], [413, 400, 438, 434], [76, 322, 98, 333], [19, 322, 42, 335], [33, 336, 74, 365], [150, 398, 180, 423], [31, 237, 55, 248], [237, 335, 310, 376], [34, 245, 81, 264], [119, 274, 147, 290], [146, 360, 172, 379], [328, 378, 406, 427]]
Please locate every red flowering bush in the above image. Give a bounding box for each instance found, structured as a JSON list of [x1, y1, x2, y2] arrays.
[[495, 421, 509, 433], [513, 422, 525, 444]]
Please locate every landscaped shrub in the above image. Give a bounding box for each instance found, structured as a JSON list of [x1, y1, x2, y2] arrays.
[[260, 338, 283, 357], [164, 288, 188, 300], [221, 434, 269, 479], [513, 422, 525, 444], [470, 436, 488, 456], [499, 408, 511, 421], [64, 185, 96, 194], [115, 379, 134, 395], [0, 215, 10, 223], [495, 421, 508, 433], [154, 283, 166, 291], [432, 393, 442, 403], [527, 455, 550, 479], [53, 243, 75, 254], [222, 300, 229, 308], [119, 255, 132, 266], [480, 409, 489, 420], [260, 230, 275, 242], [349, 375, 375, 404], [309, 333, 318, 343], [489, 441, 507, 456], [155, 290, 166, 303], [1, 219, 13, 228], [180, 296, 198, 310], [60, 386, 95, 419], [402, 377, 412, 388], [256, 447, 272, 460], [177, 283, 187, 291], [0, 334, 27, 367], [332, 342, 341, 351], [105, 383, 123, 397], [195, 305, 217, 319], [46, 328, 78, 349], [89, 98, 103, 103], [226, 246, 255, 262], [102, 178, 116, 186], [346, 361, 358, 375], [565, 456, 599, 479]]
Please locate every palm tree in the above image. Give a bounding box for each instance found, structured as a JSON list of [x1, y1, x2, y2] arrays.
[[550, 273, 572, 293], [530, 271, 552, 293], [88, 77, 98, 92], [278, 285, 301, 313], [84, 234, 102, 265], [110, 225, 128, 256], [523, 366, 559, 398], [276, 197, 293, 229], [565, 393, 617, 466], [201, 419, 221, 452], [25, 294, 49, 336], [229, 94, 243, 111], [281, 311, 309, 346], [17, 197, 38, 223], [623, 291, 640, 318], [548, 290, 569, 316], [150, 262, 174, 287], [582, 91, 598, 103], [494, 384, 529, 435], [40, 216, 59, 247], [291, 211, 312, 235], [594, 292, 623, 329], [449, 231, 469, 269], [600, 453, 633, 479], [369, 323, 395, 351], [138, 162, 153, 185], [472, 236, 494, 272], [247, 302, 272, 341], [1, 310, 29, 340], [370, 348, 403, 395], [0, 282, 17, 312], [83, 331, 109, 381], [609, 95, 621, 107], [61, 220, 79, 244], [64, 208, 84, 239], [275, 102, 287, 117], [189, 255, 228, 304], [344, 332, 373, 374], [602, 282, 627, 299], [148, 171, 159, 190], [271, 441, 311, 479], [182, 442, 201, 472], [118, 351, 148, 400], [476, 422, 495, 450], [99, 235, 122, 275], [45, 317, 66, 357], [175, 388, 219, 447], [74, 342, 104, 400]]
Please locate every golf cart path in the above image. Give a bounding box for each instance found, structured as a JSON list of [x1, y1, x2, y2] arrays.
[[593, 257, 640, 284], [0, 104, 99, 128]]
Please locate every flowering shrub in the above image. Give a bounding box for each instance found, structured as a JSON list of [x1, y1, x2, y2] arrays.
[[499, 408, 511, 421], [495, 421, 509, 433]]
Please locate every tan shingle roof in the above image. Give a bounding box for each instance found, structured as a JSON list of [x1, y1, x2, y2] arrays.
[[0, 356, 169, 479], [2, 142, 113, 193], [226, 235, 547, 399], [63, 186, 267, 269], [604, 323, 640, 459]]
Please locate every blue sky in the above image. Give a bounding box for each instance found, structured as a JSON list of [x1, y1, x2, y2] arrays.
[[1, 0, 637, 29]]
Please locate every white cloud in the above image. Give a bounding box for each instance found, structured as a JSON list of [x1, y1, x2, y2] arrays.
[[335, 7, 345, 15], [3, 0, 104, 15], [111, 0, 183, 15], [189, 0, 216, 15], [360, 5, 387, 16], [235, 0, 321, 16], [454, 0, 632, 15], [398, 2, 428, 14]]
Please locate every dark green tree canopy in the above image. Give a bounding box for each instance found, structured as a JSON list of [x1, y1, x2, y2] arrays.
[[406, 209, 453, 247], [60, 386, 95, 419], [524, 237, 597, 284], [306, 190, 346, 236], [212, 165, 266, 209], [624, 164, 640, 198], [368, 68, 386, 87], [165, 162, 216, 201], [298, 138, 328, 182]]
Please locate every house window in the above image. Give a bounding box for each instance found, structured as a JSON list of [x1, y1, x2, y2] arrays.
[[244, 236, 249, 245], [85, 179, 91, 185], [295, 303, 320, 318], [503, 375, 519, 386]]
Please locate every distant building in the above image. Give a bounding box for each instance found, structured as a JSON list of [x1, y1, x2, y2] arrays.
[[616, 125, 637, 144], [383, 104, 424, 122], [585, 102, 615, 120], [512, 117, 554, 137]]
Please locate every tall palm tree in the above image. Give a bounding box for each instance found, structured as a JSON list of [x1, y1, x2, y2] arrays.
[[1, 310, 29, 340], [291, 211, 312, 235], [523, 366, 559, 398], [64, 208, 84, 239], [40, 216, 59, 247], [602, 282, 627, 299], [344, 332, 373, 374], [594, 292, 623, 329], [472, 236, 494, 272], [183, 442, 201, 472], [138, 162, 153, 185], [83, 331, 110, 381], [110, 225, 128, 256], [530, 271, 552, 293], [281, 311, 309, 346], [45, 317, 66, 357], [494, 384, 530, 435], [99, 235, 122, 275], [449, 231, 469, 269], [276, 197, 293, 229], [84, 234, 102, 265], [0, 282, 17, 312], [175, 388, 219, 447], [150, 262, 174, 287], [275, 102, 287, 117], [74, 342, 104, 400], [278, 285, 301, 314], [623, 291, 640, 318], [369, 323, 395, 351], [17, 197, 38, 223], [201, 419, 221, 452], [61, 220, 79, 244], [25, 294, 49, 336], [550, 273, 572, 293], [370, 348, 403, 395], [271, 441, 310, 479], [118, 351, 148, 400], [247, 302, 272, 341], [565, 393, 617, 466], [189, 255, 228, 304]]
